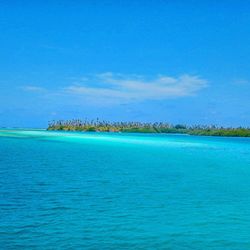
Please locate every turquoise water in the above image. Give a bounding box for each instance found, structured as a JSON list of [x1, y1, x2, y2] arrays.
[[1, 129, 250, 249]]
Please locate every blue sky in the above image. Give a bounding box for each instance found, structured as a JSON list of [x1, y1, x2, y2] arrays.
[[1, 1, 250, 128]]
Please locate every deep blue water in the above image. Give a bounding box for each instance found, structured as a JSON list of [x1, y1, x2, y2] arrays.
[[1, 129, 250, 249]]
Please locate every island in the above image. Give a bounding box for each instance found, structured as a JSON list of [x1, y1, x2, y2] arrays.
[[47, 119, 250, 137]]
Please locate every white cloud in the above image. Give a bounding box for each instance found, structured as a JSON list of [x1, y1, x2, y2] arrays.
[[21, 73, 208, 104], [22, 85, 47, 93], [233, 79, 250, 86], [65, 72, 208, 103]]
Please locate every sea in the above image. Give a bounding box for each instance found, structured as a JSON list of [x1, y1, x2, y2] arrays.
[[1, 129, 250, 249]]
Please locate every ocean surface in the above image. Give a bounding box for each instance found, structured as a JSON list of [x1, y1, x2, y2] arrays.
[[1, 129, 250, 250]]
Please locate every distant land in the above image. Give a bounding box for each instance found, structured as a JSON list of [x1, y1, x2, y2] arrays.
[[48, 119, 250, 137]]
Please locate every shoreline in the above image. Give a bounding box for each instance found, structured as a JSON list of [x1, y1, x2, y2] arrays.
[[1, 127, 250, 138], [47, 127, 250, 138]]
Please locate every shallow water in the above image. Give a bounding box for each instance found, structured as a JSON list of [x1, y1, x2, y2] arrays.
[[1, 129, 250, 249]]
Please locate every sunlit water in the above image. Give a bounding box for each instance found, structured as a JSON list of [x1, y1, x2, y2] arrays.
[[1, 129, 250, 249]]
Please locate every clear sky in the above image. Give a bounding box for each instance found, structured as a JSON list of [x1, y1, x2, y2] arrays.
[[1, 1, 250, 128]]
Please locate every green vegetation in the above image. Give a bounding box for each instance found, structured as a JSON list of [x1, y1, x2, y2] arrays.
[[47, 119, 250, 137]]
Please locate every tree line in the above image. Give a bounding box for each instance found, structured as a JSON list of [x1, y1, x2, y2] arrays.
[[47, 119, 250, 137]]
